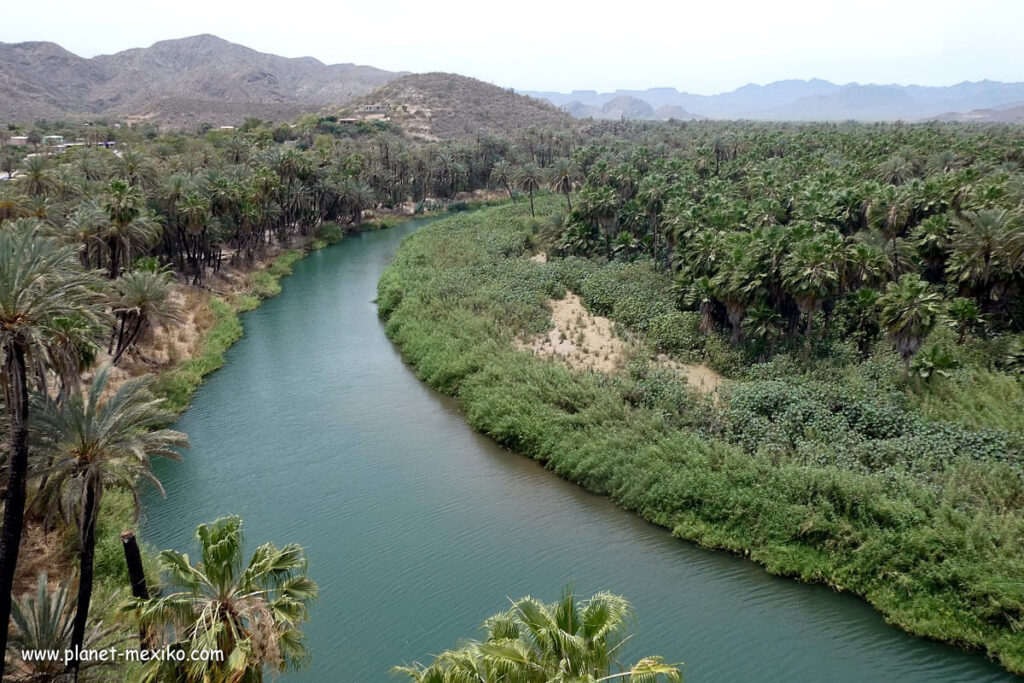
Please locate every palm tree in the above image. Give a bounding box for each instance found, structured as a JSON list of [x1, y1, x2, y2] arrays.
[[878, 273, 945, 370], [38, 366, 188, 675], [577, 184, 619, 259], [637, 173, 670, 267], [912, 214, 951, 282], [948, 208, 1023, 303], [548, 158, 574, 210], [783, 237, 842, 350], [843, 287, 882, 357], [875, 156, 914, 185], [341, 180, 376, 226], [681, 275, 716, 336], [0, 227, 106, 674], [517, 163, 543, 217], [946, 297, 984, 344], [178, 191, 212, 284], [113, 147, 157, 190], [109, 270, 183, 365], [20, 156, 56, 197], [490, 159, 516, 202], [7, 572, 120, 682], [100, 180, 161, 279], [125, 516, 318, 682], [394, 588, 681, 683], [711, 233, 764, 345], [865, 185, 912, 276]]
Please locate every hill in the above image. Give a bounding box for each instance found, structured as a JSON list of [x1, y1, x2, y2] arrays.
[[932, 102, 1024, 123], [0, 35, 399, 127], [344, 73, 573, 140], [526, 79, 1024, 121]]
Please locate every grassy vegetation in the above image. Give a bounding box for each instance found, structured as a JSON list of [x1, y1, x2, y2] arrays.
[[378, 198, 1024, 674]]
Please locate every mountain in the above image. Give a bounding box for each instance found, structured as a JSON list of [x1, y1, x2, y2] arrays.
[[525, 79, 1024, 122], [932, 102, 1024, 123], [344, 73, 573, 140], [557, 96, 698, 121], [0, 35, 399, 126]]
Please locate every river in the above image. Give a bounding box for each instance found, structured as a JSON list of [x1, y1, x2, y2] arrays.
[[142, 216, 1014, 681]]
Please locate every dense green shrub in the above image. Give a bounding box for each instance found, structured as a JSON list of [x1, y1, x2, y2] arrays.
[[379, 200, 1024, 674]]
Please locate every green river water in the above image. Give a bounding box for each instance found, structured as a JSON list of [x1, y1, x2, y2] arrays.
[[142, 216, 1015, 682]]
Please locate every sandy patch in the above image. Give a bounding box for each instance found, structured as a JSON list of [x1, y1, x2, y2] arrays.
[[517, 293, 628, 372], [518, 291, 725, 395], [656, 354, 726, 395], [530, 252, 547, 264]]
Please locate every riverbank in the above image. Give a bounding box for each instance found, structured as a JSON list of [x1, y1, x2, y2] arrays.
[[17, 201, 501, 665], [377, 198, 1024, 675], [96, 205, 498, 568]]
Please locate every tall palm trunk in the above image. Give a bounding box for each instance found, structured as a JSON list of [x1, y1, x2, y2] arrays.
[[528, 189, 535, 217], [67, 480, 99, 676], [121, 531, 151, 648], [108, 237, 121, 279], [0, 341, 30, 675]]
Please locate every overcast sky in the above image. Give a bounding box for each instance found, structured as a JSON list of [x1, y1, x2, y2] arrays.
[[3, 0, 1022, 94]]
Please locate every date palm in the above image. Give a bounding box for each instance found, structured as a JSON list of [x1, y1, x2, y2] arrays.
[[7, 571, 120, 682], [20, 156, 56, 198], [394, 589, 681, 683], [37, 366, 188, 674], [548, 158, 575, 210], [109, 270, 183, 365], [517, 163, 543, 218], [875, 156, 914, 185], [490, 159, 516, 202], [125, 516, 318, 682], [113, 147, 157, 190], [0, 227, 106, 675]]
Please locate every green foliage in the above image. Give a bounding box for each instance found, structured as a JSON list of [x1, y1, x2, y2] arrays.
[[910, 343, 960, 381], [150, 298, 242, 415], [311, 220, 344, 249], [394, 588, 681, 682], [124, 516, 318, 681], [380, 201, 1024, 674]]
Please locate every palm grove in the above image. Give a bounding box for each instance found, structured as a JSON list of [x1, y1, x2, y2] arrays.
[[0, 116, 682, 681], [1, 111, 1023, 676], [377, 121, 1024, 672]]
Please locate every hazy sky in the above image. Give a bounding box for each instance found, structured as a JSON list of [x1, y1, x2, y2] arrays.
[[3, 0, 1022, 94]]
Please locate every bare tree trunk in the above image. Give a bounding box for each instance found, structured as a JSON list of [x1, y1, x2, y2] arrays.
[[67, 482, 98, 676], [0, 342, 30, 677], [121, 531, 151, 648]]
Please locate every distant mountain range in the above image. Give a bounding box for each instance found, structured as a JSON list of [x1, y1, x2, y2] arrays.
[[0, 34, 398, 126], [2, 35, 1023, 128], [525, 79, 1024, 122]]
